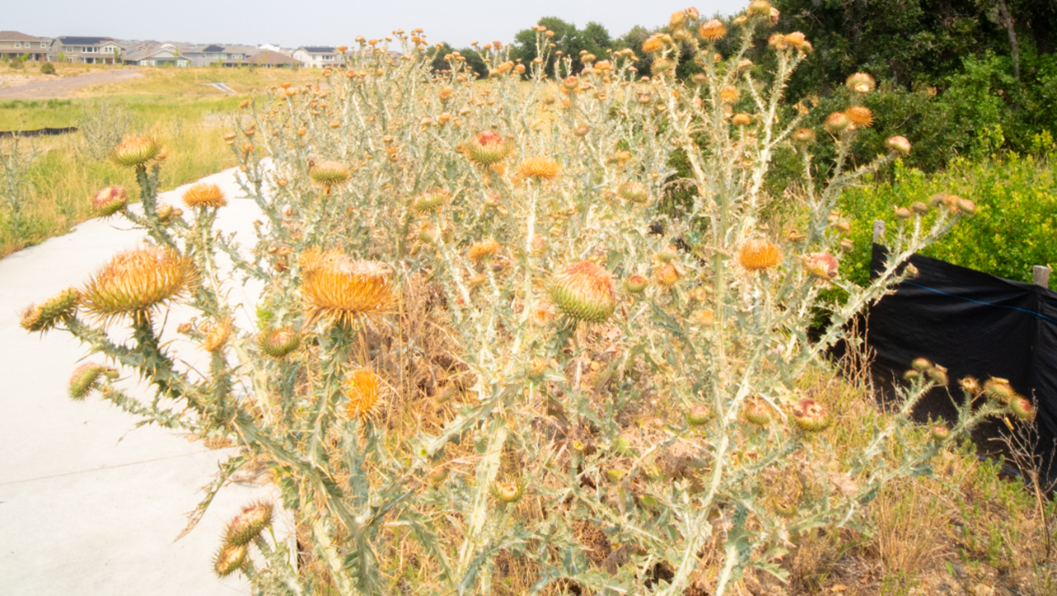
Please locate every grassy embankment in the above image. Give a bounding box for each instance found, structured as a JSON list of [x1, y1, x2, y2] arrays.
[[0, 66, 321, 257]]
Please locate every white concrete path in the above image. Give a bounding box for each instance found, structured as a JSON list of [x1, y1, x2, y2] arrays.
[[0, 168, 271, 595]]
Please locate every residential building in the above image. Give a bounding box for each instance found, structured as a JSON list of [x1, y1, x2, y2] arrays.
[[184, 44, 258, 67], [292, 46, 340, 68], [123, 43, 190, 67], [247, 50, 296, 68], [0, 31, 52, 61], [258, 43, 289, 55], [49, 37, 122, 64]]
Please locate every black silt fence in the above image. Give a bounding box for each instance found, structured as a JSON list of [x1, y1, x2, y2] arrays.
[[865, 244, 1057, 480], [0, 127, 78, 139]]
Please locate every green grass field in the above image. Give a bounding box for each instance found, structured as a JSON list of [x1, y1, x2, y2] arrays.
[[0, 66, 323, 257]]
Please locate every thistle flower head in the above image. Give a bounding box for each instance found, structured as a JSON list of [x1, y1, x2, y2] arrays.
[[182, 183, 227, 209], [846, 72, 877, 94], [20, 287, 80, 333], [641, 35, 664, 54], [309, 161, 352, 187], [213, 543, 247, 578], [791, 398, 832, 432], [747, 0, 773, 17], [467, 238, 500, 262], [1011, 396, 1035, 421], [92, 186, 128, 217], [654, 263, 680, 288], [803, 252, 839, 280], [720, 86, 739, 103], [411, 187, 452, 212], [548, 261, 617, 323], [492, 479, 525, 503], [518, 156, 561, 181], [698, 20, 726, 41], [201, 319, 233, 353], [617, 181, 650, 204], [844, 106, 873, 128], [738, 239, 781, 271], [299, 248, 394, 328], [686, 405, 711, 426], [82, 246, 197, 323], [824, 111, 851, 134], [745, 401, 772, 426], [884, 135, 912, 155], [792, 128, 816, 145], [466, 131, 511, 165], [931, 424, 950, 441], [68, 362, 117, 400], [784, 32, 809, 51], [624, 275, 648, 294], [110, 135, 162, 168], [983, 377, 1017, 404], [344, 369, 381, 420], [732, 113, 752, 126], [224, 500, 274, 547], [258, 327, 301, 358]]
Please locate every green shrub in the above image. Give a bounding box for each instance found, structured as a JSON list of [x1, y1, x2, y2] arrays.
[[40, 62, 55, 75], [840, 134, 1057, 288], [8, 58, 24, 70]]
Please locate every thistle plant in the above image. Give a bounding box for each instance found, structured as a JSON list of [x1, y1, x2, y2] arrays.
[[21, 4, 1032, 595]]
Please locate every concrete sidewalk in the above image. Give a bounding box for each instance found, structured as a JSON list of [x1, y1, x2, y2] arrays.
[[0, 169, 271, 595]]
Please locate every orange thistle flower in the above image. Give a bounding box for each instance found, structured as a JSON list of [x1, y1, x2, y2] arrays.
[[548, 261, 617, 323], [846, 72, 876, 94], [344, 369, 381, 420], [738, 239, 781, 271], [732, 113, 752, 126], [467, 238, 501, 262], [844, 106, 873, 128], [518, 156, 561, 181], [110, 135, 162, 168], [642, 35, 664, 53], [81, 246, 197, 324], [200, 319, 234, 352], [720, 86, 739, 103], [299, 248, 394, 328], [698, 20, 727, 41], [182, 183, 227, 209]]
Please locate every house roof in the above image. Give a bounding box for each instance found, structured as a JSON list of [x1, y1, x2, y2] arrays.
[[58, 36, 116, 45], [247, 49, 296, 66], [201, 44, 225, 52], [301, 46, 336, 54], [124, 44, 185, 62], [0, 31, 47, 42]]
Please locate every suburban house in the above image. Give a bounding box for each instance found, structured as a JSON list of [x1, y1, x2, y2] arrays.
[[183, 44, 258, 67], [122, 43, 190, 67], [292, 46, 341, 68], [248, 50, 296, 68], [49, 36, 122, 64], [0, 31, 52, 61]]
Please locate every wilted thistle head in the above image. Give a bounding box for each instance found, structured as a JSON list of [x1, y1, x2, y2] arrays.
[[846, 72, 877, 94], [737, 239, 781, 271], [309, 161, 352, 187], [518, 156, 561, 181], [548, 261, 617, 323], [698, 19, 726, 41], [803, 252, 839, 280], [200, 319, 233, 353], [792, 128, 816, 145], [224, 500, 274, 547], [344, 369, 381, 420], [109, 135, 162, 168], [258, 327, 300, 358], [823, 111, 851, 134], [92, 186, 128, 217], [299, 248, 394, 328], [68, 362, 117, 400], [213, 543, 247, 578], [791, 398, 832, 432], [844, 106, 873, 128], [466, 131, 511, 165], [182, 183, 227, 209], [467, 238, 500, 262], [411, 187, 452, 213], [20, 287, 80, 333], [82, 246, 197, 324], [617, 181, 650, 204], [884, 135, 912, 155]]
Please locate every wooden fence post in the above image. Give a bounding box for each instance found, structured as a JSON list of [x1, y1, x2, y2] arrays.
[[1033, 265, 1051, 288], [872, 220, 885, 243]]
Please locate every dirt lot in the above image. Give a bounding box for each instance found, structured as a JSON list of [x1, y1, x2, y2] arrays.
[[0, 70, 143, 100]]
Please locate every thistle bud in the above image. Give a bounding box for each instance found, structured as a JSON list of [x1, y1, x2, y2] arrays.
[[931, 424, 950, 441], [686, 405, 711, 426], [792, 128, 816, 145], [791, 398, 832, 432], [548, 262, 617, 323], [624, 275, 648, 294], [846, 72, 876, 94], [617, 181, 650, 204], [911, 202, 929, 215], [885, 135, 912, 155], [92, 186, 128, 217], [747, 0, 772, 17], [824, 112, 851, 134], [68, 362, 117, 400], [983, 377, 1017, 404], [911, 357, 933, 372], [1010, 396, 1035, 421], [213, 544, 247, 578], [956, 198, 976, 216], [803, 252, 839, 280], [492, 480, 524, 503], [745, 401, 772, 426], [223, 500, 274, 547], [894, 207, 913, 220]]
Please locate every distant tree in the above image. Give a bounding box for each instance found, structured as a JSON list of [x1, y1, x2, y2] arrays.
[[510, 17, 614, 77]]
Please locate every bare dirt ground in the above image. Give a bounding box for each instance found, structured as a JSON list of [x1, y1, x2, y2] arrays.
[[0, 70, 143, 100]]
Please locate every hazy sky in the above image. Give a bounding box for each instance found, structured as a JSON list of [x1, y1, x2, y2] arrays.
[[6, 0, 745, 49]]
